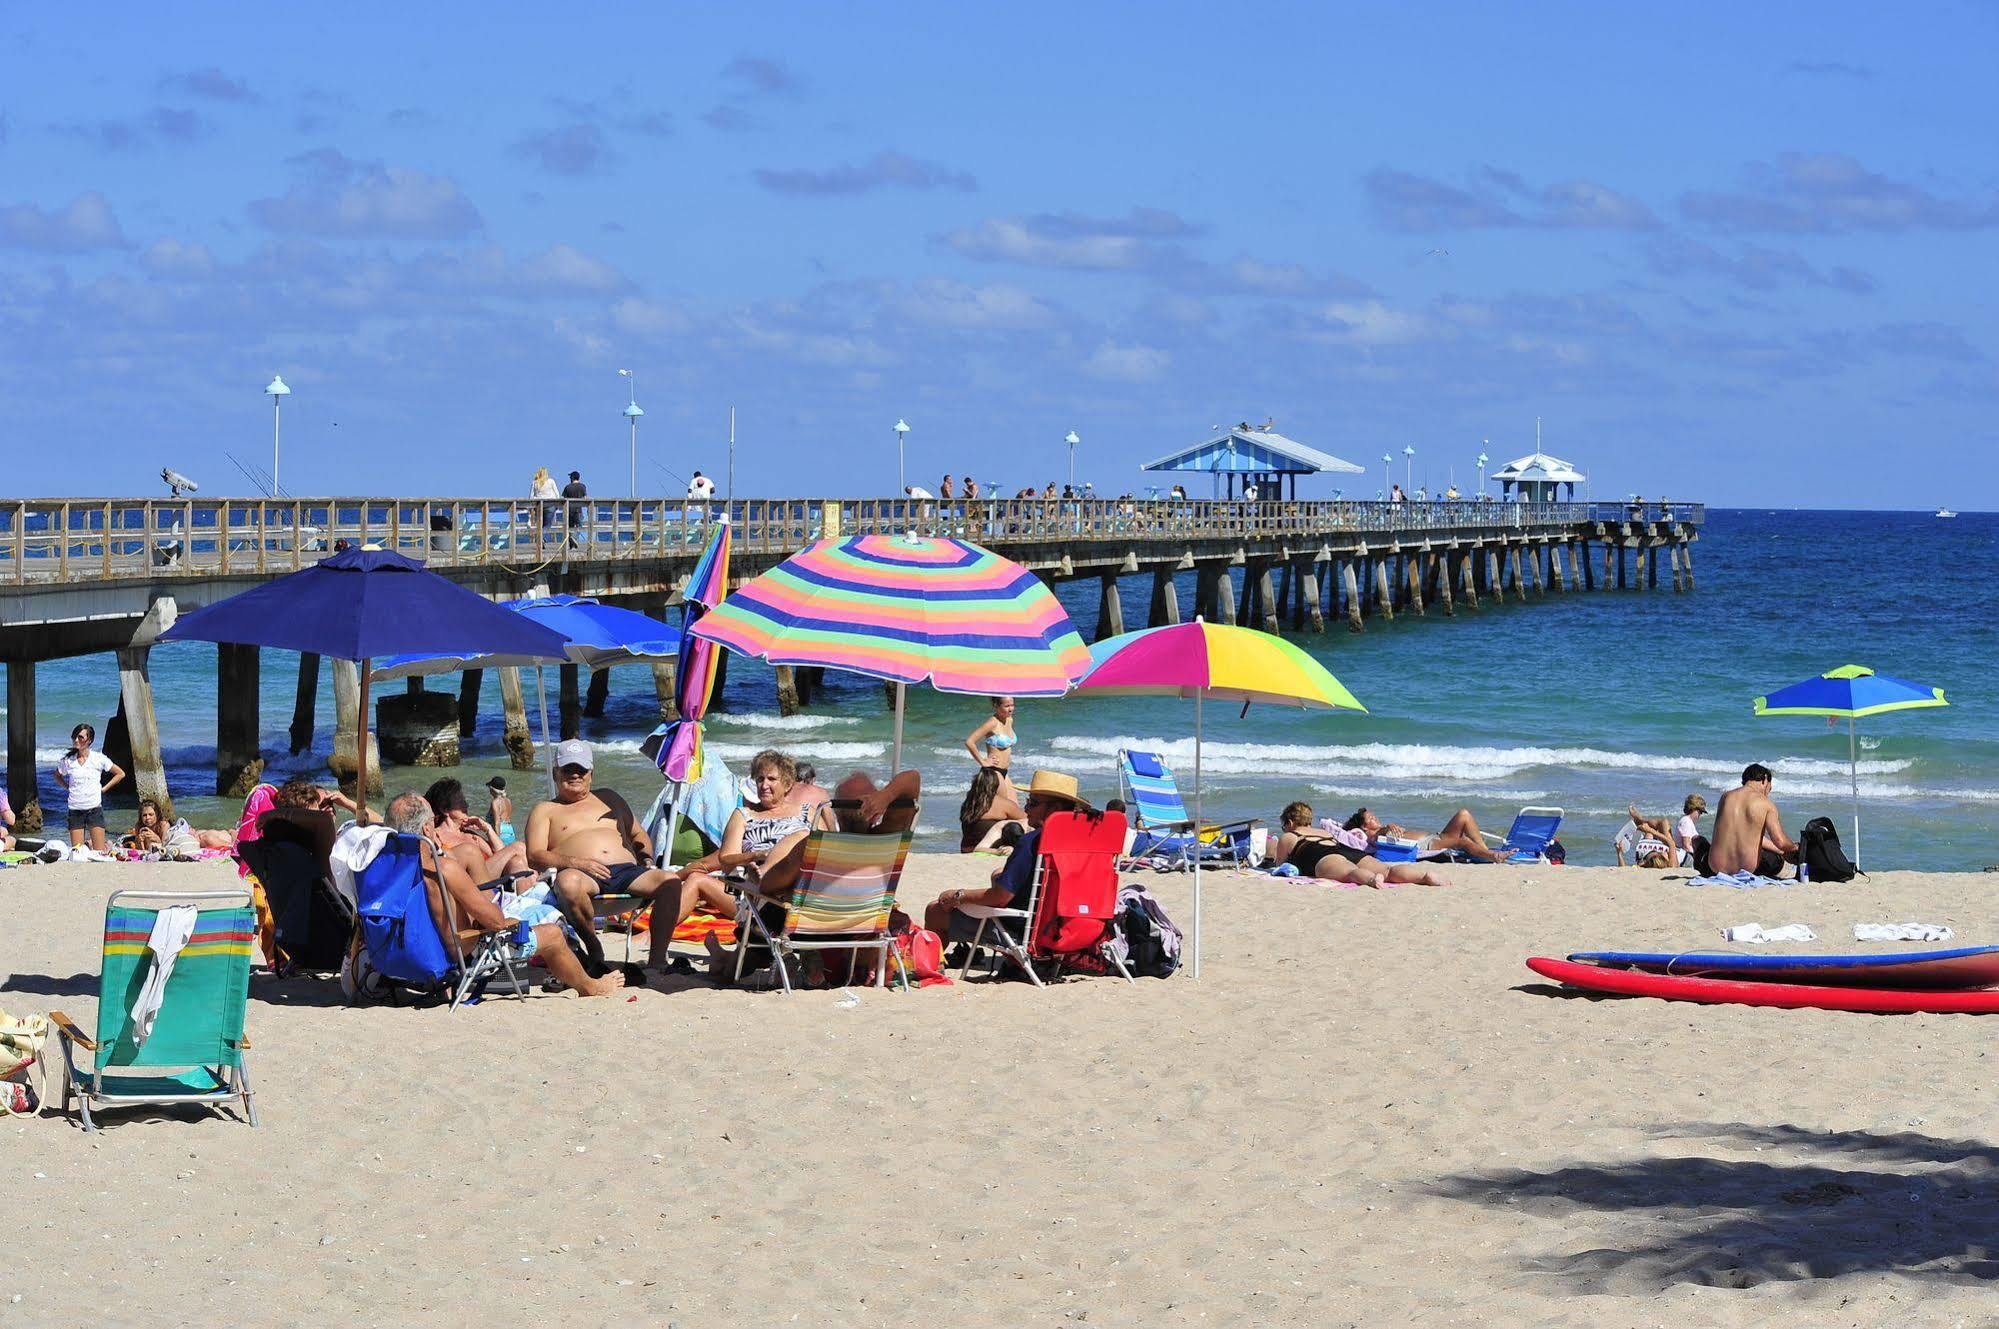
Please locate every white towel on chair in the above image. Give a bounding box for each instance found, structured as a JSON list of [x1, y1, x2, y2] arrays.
[[129, 904, 198, 1048], [1855, 922, 1954, 942], [1721, 923, 1818, 944]]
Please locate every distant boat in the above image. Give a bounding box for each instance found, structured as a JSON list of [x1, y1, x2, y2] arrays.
[[1937, 507, 1959, 518]]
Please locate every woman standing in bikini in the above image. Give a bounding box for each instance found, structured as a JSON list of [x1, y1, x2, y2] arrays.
[[963, 696, 1019, 790]]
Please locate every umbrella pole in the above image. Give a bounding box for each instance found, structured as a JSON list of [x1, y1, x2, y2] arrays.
[[891, 681, 906, 773], [1850, 716, 1860, 869], [1192, 690, 1203, 981], [355, 657, 372, 824]]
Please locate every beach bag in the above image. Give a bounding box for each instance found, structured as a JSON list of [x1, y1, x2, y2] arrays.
[[1112, 883, 1182, 979], [0, 1009, 49, 1116], [889, 919, 951, 987], [1799, 817, 1858, 882]]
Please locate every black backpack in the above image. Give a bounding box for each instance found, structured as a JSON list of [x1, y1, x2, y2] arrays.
[[1112, 884, 1183, 979], [1799, 816, 1859, 882]]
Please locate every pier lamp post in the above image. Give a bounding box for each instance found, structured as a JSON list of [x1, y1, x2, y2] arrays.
[[893, 418, 910, 493], [1477, 442, 1490, 498], [264, 374, 290, 496], [1381, 452, 1392, 498], [1403, 444, 1416, 495], [619, 369, 643, 498], [1065, 430, 1080, 490]]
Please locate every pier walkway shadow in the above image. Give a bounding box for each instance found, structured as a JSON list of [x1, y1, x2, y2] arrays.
[[1430, 1122, 1999, 1291]]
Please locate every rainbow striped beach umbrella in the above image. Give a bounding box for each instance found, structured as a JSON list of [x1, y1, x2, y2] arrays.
[[658, 515, 732, 785], [689, 533, 1090, 768], [1076, 619, 1367, 978]]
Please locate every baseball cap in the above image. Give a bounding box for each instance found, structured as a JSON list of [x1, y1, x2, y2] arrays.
[[551, 739, 593, 771]]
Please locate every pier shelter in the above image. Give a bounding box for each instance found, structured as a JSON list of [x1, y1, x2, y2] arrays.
[[1143, 424, 1366, 501]]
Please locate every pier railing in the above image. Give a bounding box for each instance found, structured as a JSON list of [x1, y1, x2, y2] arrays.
[[0, 496, 1702, 586]]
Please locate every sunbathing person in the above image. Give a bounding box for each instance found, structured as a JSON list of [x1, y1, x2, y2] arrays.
[[385, 790, 623, 998], [1272, 802, 1451, 888], [1706, 763, 1797, 877], [1675, 794, 1707, 863], [424, 777, 531, 880], [527, 740, 679, 968], [645, 749, 834, 965], [1614, 805, 1679, 869], [128, 798, 168, 852], [1344, 806, 1507, 863], [831, 768, 922, 834], [958, 766, 1027, 852]]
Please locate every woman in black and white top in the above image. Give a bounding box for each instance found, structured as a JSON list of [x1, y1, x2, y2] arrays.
[[54, 722, 125, 851]]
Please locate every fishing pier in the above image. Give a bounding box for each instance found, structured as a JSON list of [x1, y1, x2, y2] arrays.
[[0, 494, 1702, 828]]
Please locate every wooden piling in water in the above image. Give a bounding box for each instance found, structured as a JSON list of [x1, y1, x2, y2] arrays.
[[1433, 552, 1455, 615], [216, 642, 263, 798], [1341, 561, 1364, 632], [775, 665, 801, 716], [290, 651, 320, 755], [456, 669, 483, 738], [1406, 552, 1425, 615], [1215, 567, 1239, 625], [1548, 543, 1566, 592], [1486, 548, 1504, 602], [1680, 539, 1697, 590], [1300, 561, 1325, 631], [329, 658, 381, 796], [1097, 574, 1127, 641], [499, 666, 535, 769], [4, 662, 39, 833], [583, 666, 610, 718], [1254, 562, 1280, 633], [1149, 567, 1181, 627], [1373, 557, 1395, 621], [559, 664, 581, 739]]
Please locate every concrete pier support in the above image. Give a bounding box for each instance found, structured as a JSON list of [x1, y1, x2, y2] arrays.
[[775, 665, 801, 716], [650, 658, 680, 722], [1433, 553, 1455, 615], [1548, 544, 1566, 592], [1505, 546, 1523, 597], [1341, 562, 1363, 633], [1253, 563, 1280, 634], [6, 662, 41, 833], [1603, 541, 1617, 591], [1274, 562, 1294, 628], [499, 666, 535, 770], [1680, 540, 1697, 590], [1405, 553, 1425, 615], [329, 659, 382, 797], [1647, 545, 1661, 590], [558, 664, 581, 739], [112, 646, 170, 816], [1194, 565, 1221, 622], [1097, 574, 1126, 641], [1299, 563, 1325, 632], [1373, 558, 1395, 621], [583, 666, 610, 718], [1214, 568, 1239, 625], [377, 689, 459, 766], [1148, 568, 1181, 627], [1526, 545, 1543, 596], [1669, 542, 1685, 592], [289, 652, 320, 755], [1459, 551, 1478, 609], [457, 669, 483, 738], [1486, 549, 1504, 603], [216, 643, 264, 798]]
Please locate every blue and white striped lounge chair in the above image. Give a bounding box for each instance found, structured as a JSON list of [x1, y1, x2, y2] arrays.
[[1115, 749, 1260, 868]]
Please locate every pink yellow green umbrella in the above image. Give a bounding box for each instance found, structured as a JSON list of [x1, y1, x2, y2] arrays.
[[1076, 619, 1367, 977]]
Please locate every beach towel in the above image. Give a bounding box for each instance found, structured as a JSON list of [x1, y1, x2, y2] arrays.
[[680, 762, 743, 845], [1855, 923, 1955, 942], [129, 904, 198, 1049], [1687, 870, 1790, 889], [329, 825, 394, 909], [1721, 923, 1818, 943], [234, 783, 277, 877]]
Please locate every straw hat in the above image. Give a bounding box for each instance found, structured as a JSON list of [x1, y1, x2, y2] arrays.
[[1024, 770, 1087, 809]]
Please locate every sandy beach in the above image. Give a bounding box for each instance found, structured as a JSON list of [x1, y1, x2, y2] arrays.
[[6, 854, 1999, 1327]]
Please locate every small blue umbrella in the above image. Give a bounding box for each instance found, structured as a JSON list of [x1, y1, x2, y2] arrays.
[[162, 547, 572, 818], [372, 594, 678, 679], [1753, 664, 1949, 867]]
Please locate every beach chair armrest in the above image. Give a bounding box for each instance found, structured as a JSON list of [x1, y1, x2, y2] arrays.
[[457, 922, 516, 943], [232, 1032, 252, 1050], [48, 1010, 96, 1052], [956, 904, 1027, 920]]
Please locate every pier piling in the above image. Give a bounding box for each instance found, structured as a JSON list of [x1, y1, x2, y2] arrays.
[[775, 665, 801, 717], [1097, 574, 1126, 641], [1373, 558, 1395, 621], [1458, 551, 1478, 609], [6, 662, 40, 832], [114, 646, 171, 816], [1434, 552, 1455, 615], [1341, 561, 1363, 633], [1299, 562, 1325, 632], [498, 666, 534, 770], [650, 660, 679, 720], [1253, 563, 1280, 634], [457, 669, 483, 737], [1214, 568, 1239, 626], [1148, 567, 1181, 627], [558, 665, 581, 739], [216, 643, 264, 798], [583, 666, 610, 718], [329, 659, 382, 797], [289, 652, 320, 754]]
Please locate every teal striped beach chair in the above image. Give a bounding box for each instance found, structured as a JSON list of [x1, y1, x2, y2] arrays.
[[729, 829, 912, 993], [1116, 748, 1260, 868], [51, 888, 258, 1131]]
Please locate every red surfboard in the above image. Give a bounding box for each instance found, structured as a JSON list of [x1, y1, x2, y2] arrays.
[[1526, 956, 1999, 1014]]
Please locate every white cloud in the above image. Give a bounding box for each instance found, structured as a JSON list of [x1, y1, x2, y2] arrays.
[[1083, 340, 1169, 382], [0, 192, 126, 251]]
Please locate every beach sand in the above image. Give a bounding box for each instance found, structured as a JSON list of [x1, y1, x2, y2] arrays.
[[6, 854, 1999, 1326]]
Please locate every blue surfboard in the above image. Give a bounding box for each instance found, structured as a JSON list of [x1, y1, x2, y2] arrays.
[[1568, 945, 1999, 990]]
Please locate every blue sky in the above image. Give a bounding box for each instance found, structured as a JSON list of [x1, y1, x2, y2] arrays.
[[2, 2, 1994, 506]]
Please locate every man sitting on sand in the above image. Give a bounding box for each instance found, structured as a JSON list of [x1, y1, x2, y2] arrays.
[[923, 771, 1079, 944], [526, 740, 678, 965], [385, 790, 624, 998], [1706, 763, 1798, 877]]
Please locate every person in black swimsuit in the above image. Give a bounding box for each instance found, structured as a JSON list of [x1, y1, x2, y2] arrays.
[[1271, 802, 1452, 888]]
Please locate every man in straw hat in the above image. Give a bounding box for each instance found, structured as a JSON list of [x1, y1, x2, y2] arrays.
[[923, 770, 1088, 944]]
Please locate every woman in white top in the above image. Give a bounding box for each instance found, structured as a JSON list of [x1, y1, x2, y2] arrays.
[[55, 722, 125, 851]]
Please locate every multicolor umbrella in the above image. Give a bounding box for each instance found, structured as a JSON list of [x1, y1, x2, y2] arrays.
[[659, 516, 732, 786], [690, 533, 1090, 769], [1075, 619, 1368, 977], [1754, 663, 1948, 868]]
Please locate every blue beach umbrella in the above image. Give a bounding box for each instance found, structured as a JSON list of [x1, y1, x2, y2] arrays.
[[162, 547, 572, 818], [1753, 664, 1948, 867]]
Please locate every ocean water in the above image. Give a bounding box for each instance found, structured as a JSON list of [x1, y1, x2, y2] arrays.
[[5, 509, 1994, 870]]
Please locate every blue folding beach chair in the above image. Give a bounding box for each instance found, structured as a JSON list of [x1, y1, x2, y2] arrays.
[[353, 833, 532, 1011], [1480, 806, 1565, 864], [1115, 749, 1259, 869]]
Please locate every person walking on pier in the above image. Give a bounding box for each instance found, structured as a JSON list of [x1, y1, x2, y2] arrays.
[[54, 723, 124, 852]]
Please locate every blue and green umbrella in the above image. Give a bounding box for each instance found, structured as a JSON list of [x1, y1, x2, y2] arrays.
[[1753, 664, 1948, 867]]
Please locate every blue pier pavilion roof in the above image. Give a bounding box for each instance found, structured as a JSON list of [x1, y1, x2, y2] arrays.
[[1142, 426, 1365, 476]]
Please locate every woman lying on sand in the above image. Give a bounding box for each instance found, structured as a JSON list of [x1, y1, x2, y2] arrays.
[[1273, 803, 1452, 888], [1344, 806, 1507, 863]]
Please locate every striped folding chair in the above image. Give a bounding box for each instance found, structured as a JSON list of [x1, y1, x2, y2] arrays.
[[1116, 748, 1260, 868], [729, 829, 913, 993], [51, 888, 258, 1131]]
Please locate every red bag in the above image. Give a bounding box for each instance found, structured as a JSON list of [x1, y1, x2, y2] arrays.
[[890, 923, 952, 987]]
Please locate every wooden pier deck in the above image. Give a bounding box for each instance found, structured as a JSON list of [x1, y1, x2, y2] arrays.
[[0, 494, 1702, 827]]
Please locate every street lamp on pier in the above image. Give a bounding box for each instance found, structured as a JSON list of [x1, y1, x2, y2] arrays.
[[264, 374, 290, 496]]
